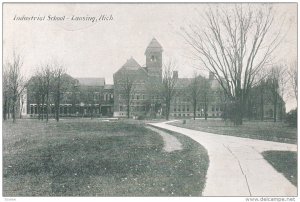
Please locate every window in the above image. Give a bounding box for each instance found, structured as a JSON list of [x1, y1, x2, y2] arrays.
[[212, 106, 215, 111], [136, 95, 140, 100], [187, 106, 189, 111], [142, 94, 145, 100], [151, 55, 157, 62], [174, 107, 177, 112], [183, 114, 186, 117]]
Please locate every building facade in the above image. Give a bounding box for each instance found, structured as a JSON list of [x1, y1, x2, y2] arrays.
[[113, 38, 163, 117], [22, 38, 285, 120], [26, 76, 114, 118]]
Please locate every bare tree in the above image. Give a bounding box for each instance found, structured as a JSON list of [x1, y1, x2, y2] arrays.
[[162, 60, 178, 120], [3, 65, 10, 120], [267, 65, 287, 122], [53, 65, 65, 122], [5, 52, 27, 123], [118, 72, 136, 118], [288, 60, 297, 102], [189, 72, 201, 120], [199, 77, 211, 120], [277, 65, 289, 121], [258, 79, 267, 121], [43, 66, 52, 122], [182, 5, 284, 125]]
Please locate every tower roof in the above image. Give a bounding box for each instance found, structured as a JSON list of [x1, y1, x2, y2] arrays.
[[145, 38, 163, 54]]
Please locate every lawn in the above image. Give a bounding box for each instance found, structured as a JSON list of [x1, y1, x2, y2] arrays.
[[262, 151, 297, 186], [3, 119, 209, 196], [169, 119, 297, 144]]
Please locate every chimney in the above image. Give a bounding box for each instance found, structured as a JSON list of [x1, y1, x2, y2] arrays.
[[173, 71, 178, 79], [209, 71, 215, 80]]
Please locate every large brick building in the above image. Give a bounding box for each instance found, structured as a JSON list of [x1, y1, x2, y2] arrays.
[[113, 38, 163, 117], [22, 38, 284, 120]]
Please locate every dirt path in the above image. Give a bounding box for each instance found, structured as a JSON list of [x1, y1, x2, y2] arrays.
[[148, 121, 297, 196], [146, 126, 182, 152]]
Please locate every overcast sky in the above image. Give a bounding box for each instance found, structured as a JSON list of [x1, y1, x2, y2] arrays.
[[3, 3, 297, 110]]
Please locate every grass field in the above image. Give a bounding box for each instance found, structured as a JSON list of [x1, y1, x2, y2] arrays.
[[170, 119, 297, 144], [3, 119, 209, 196], [262, 151, 297, 186]]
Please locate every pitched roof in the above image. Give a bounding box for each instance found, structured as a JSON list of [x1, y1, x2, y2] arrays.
[[145, 38, 163, 54], [121, 57, 141, 70], [76, 78, 105, 86]]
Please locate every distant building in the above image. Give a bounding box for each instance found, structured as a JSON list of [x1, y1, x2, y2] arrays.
[[26, 76, 113, 118], [170, 71, 224, 118]]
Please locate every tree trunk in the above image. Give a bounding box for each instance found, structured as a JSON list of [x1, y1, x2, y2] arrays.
[[41, 96, 45, 121], [273, 95, 277, 122], [165, 99, 170, 120], [3, 96, 7, 120], [260, 92, 264, 121], [19, 100, 24, 119], [7, 99, 11, 119], [56, 101, 60, 122], [46, 89, 49, 122], [234, 98, 243, 125], [12, 97, 16, 123], [127, 100, 130, 119], [193, 105, 196, 120], [55, 93, 60, 122], [204, 95, 208, 120], [46, 97, 49, 122]]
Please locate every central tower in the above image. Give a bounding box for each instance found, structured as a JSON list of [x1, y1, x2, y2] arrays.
[[145, 38, 163, 81]]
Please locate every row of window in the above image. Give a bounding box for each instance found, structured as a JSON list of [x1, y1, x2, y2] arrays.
[[29, 105, 104, 115], [172, 113, 222, 117], [172, 105, 223, 112], [119, 94, 146, 100]]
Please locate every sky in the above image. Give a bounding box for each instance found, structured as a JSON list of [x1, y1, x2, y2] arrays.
[[3, 3, 297, 110]]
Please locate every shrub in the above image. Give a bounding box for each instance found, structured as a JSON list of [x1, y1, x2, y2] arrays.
[[285, 109, 297, 127]]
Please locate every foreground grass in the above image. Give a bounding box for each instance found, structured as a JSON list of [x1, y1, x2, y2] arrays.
[[262, 151, 297, 186], [3, 119, 208, 196], [170, 119, 297, 144]]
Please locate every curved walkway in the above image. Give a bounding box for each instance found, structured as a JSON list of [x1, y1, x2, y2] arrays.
[[146, 126, 182, 152], [148, 121, 297, 196]]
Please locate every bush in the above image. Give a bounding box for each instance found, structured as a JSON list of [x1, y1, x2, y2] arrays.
[[285, 109, 297, 127]]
